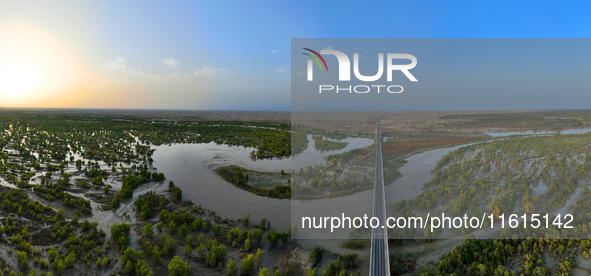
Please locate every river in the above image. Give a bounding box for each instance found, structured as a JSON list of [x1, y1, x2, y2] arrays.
[[485, 128, 591, 137], [150, 136, 374, 234], [150, 135, 472, 238]]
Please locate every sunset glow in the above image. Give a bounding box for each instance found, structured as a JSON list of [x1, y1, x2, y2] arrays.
[[0, 27, 82, 104], [0, 58, 40, 97]]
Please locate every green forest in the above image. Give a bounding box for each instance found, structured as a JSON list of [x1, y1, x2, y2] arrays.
[[0, 111, 300, 276]]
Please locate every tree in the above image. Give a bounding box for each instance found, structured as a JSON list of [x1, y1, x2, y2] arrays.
[[278, 233, 288, 244], [151, 245, 163, 265], [125, 260, 134, 273], [168, 221, 178, 234], [104, 185, 110, 194], [267, 231, 279, 246], [48, 247, 58, 262], [102, 257, 110, 268], [203, 219, 211, 232], [477, 263, 487, 276], [244, 238, 252, 252], [258, 268, 271, 276], [160, 234, 178, 256], [259, 217, 268, 230], [55, 259, 65, 274], [524, 201, 534, 214], [240, 254, 255, 276], [81, 219, 90, 231], [254, 228, 264, 241], [64, 252, 76, 268], [195, 244, 206, 258], [193, 218, 203, 231], [179, 224, 189, 237], [310, 247, 323, 267], [169, 182, 183, 202], [205, 251, 217, 268], [242, 212, 250, 226], [112, 195, 120, 208], [256, 248, 263, 263], [226, 259, 238, 276], [206, 242, 227, 268], [168, 256, 191, 276], [123, 247, 138, 264], [136, 260, 152, 276], [110, 223, 131, 250], [17, 251, 28, 271], [144, 224, 154, 238]]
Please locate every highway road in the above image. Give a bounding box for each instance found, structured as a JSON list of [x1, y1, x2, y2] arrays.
[[369, 118, 390, 276]]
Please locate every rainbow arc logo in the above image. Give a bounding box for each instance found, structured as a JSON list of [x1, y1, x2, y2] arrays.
[[302, 48, 328, 72]]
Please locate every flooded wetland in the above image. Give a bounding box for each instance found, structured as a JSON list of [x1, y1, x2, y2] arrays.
[[2, 109, 591, 275]]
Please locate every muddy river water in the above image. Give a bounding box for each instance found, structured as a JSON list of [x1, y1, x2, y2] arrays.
[[149, 136, 472, 236]]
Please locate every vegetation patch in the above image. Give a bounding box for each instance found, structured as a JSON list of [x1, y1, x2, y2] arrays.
[[342, 239, 369, 250], [383, 160, 407, 183], [134, 191, 168, 219], [389, 255, 417, 275], [441, 110, 589, 131], [312, 135, 348, 152], [216, 166, 291, 198]]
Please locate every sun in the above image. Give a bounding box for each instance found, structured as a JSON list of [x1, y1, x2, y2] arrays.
[[0, 27, 84, 105], [0, 58, 41, 97]]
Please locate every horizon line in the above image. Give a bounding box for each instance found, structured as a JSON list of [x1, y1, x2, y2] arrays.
[[2, 107, 591, 112]]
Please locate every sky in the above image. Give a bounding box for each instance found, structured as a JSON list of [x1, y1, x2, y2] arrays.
[[292, 38, 591, 111], [1, 1, 591, 110]]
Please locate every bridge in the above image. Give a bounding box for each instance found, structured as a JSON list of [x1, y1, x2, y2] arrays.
[[369, 117, 390, 276]]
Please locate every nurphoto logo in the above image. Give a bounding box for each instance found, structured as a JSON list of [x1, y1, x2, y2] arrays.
[[303, 48, 418, 93]]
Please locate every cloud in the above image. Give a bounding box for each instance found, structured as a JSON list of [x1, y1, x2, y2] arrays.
[[194, 67, 231, 77], [105, 57, 233, 83], [104, 57, 181, 82], [162, 58, 179, 70], [103, 57, 127, 71], [271, 50, 281, 54], [276, 66, 287, 73]]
